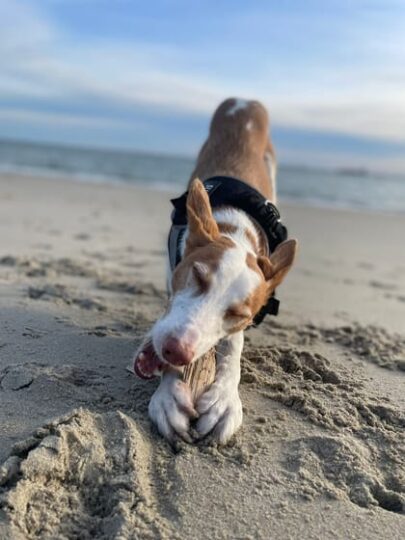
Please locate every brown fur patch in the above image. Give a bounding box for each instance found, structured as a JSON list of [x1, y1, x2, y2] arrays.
[[185, 179, 220, 254], [267, 240, 297, 288], [253, 223, 269, 256], [218, 222, 238, 235], [222, 255, 270, 332], [224, 302, 253, 333], [246, 252, 262, 276], [244, 228, 259, 253], [257, 256, 274, 281], [228, 319, 252, 334], [243, 240, 297, 319], [224, 304, 251, 320], [244, 252, 274, 319], [248, 281, 271, 319], [192, 263, 212, 295], [189, 98, 276, 201], [172, 236, 235, 294]]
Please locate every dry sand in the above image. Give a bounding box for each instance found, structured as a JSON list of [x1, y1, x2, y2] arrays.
[[0, 173, 404, 539]]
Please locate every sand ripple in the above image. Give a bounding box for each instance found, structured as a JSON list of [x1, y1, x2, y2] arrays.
[[0, 409, 177, 540]]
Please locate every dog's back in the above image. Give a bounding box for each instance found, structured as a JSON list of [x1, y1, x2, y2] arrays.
[[190, 98, 276, 201]]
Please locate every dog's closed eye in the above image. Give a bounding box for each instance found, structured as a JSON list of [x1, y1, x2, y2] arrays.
[[225, 304, 252, 321], [192, 261, 211, 293]]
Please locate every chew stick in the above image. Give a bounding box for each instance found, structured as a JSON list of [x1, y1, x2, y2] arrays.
[[182, 348, 216, 404]]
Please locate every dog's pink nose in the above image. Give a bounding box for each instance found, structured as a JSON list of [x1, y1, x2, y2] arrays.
[[162, 337, 195, 366]]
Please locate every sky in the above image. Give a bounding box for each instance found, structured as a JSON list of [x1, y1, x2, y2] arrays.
[[1, 0, 405, 173]]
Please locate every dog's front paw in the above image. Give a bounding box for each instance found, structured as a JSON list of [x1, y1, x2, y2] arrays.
[[149, 371, 198, 444], [196, 383, 243, 444]]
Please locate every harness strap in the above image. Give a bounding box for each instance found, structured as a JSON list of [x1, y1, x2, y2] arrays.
[[168, 224, 186, 272]]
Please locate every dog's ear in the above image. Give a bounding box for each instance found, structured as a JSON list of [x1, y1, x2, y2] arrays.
[[185, 178, 220, 252], [258, 239, 298, 289]]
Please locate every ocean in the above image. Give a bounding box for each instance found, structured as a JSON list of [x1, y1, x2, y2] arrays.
[[1, 139, 404, 214]]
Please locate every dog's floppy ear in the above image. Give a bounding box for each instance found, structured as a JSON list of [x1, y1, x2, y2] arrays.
[[185, 178, 220, 252], [258, 239, 298, 289]]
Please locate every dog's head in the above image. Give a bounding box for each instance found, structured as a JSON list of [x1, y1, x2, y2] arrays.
[[152, 179, 297, 366]]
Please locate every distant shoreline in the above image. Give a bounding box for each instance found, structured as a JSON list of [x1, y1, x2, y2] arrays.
[[1, 169, 404, 219], [1, 138, 404, 214], [0, 136, 402, 180]]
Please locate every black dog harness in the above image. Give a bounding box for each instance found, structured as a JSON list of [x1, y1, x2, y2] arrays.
[[168, 176, 288, 326]]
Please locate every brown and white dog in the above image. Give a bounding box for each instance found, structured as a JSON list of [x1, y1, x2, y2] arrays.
[[133, 98, 297, 444]]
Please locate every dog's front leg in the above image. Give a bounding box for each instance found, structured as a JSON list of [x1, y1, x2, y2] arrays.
[[134, 333, 197, 444], [195, 331, 243, 444], [148, 368, 198, 444]]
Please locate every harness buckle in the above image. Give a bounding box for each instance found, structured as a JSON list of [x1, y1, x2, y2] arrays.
[[252, 296, 280, 327]]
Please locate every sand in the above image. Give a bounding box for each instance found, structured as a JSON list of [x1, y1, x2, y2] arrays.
[[0, 173, 404, 539]]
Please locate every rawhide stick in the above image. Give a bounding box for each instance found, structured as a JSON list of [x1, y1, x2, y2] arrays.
[[182, 347, 216, 404]]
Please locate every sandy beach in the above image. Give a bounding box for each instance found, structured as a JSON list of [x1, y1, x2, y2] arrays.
[[0, 172, 404, 539]]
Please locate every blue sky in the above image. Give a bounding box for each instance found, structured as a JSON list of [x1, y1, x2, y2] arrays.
[[1, 0, 405, 172]]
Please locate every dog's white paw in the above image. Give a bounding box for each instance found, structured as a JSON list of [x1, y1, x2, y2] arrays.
[[148, 371, 198, 444], [196, 383, 243, 444]]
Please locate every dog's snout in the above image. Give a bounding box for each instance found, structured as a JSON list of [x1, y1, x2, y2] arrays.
[[162, 337, 195, 366]]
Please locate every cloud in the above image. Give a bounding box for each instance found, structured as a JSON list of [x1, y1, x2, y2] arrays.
[[273, 100, 405, 142], [278, 146, 405, 175], [0, 1, 53, 48], [0, 107, 135, 129]]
